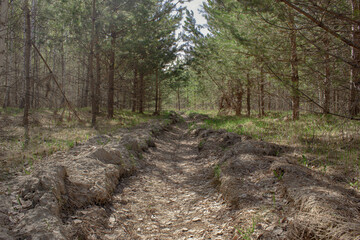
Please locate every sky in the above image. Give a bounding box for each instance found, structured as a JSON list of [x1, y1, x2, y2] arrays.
[[181, 0, 209, 36]]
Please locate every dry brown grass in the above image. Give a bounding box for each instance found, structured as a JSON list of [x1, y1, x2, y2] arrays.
[[0, 107, 161, 180], [200, 112, 360, 191]]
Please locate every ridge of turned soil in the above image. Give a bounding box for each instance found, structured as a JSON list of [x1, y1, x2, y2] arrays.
[[97, 115, 360, 240], [1, 113, 359, 240], [0, 115, 179, 240]]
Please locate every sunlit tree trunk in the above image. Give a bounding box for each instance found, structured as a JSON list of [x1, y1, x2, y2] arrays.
[[289, 8, 300, 120]]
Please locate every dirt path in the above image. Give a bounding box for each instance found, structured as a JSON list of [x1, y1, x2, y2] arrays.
[[103, 121, 236, 240]]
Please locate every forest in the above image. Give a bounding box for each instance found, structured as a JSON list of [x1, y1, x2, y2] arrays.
[[1, 0, 360, 239], [1, 0, 360, 127]]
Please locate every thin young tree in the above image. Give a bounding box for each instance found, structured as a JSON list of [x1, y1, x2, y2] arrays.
[[23, 0, 31, 145]]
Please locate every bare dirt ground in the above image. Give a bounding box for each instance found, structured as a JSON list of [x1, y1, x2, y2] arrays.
[[101, 121, 237, 239], [98, 115, 360, 240], [1, 113, 359, 240]]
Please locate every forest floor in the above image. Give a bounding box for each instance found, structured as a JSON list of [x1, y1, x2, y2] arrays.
[[0, 107, 164, 180], [70, 114, 360, 240], [88, 114, 360, 240], [195, 111, 360, 191], [0, 111, 360, 239], [98, 119, 237, 239]]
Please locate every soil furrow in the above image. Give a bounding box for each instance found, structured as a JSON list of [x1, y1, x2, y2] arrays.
[[103, 121, 235, 240]]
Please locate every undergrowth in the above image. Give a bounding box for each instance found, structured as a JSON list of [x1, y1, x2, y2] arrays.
[[0, 108, 169, 180], [195, 111, 360, 187], [235, 216, 257, 240]]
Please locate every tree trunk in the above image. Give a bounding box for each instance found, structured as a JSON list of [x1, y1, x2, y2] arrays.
[[333, 89, 337, 113], [154, 68, 159, 115], [90, 0, 96, 126], [122, 85, 126, 109], [95, 46, 101, 115], [323, 32, 331, 114], [14, 49, 18, 106], [235, 90, 243, 116], [82, 50, 89, 108], [350, 0, 360, 116], [60, 40, 65, 108], [77, 59, 81, 106], [259, 67, 265, 117], [139, 72, 144, 113], [246, 73, 251, 116], [0, 0, 8, 108], [23, 0, 31, 145], [159, 82, 162, 112], [95, 21, 101, 115], [31, 0, 39, 109], [107, 31, 116, 118], [132, 68, 138, 112], [289, 9, 300, 120], [33, 44, 39, 108], [177, 86, 181, 111], [235, 80, 243, 116]]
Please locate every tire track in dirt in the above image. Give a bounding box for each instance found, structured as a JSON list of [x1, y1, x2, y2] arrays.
[[103, 121, 236, 240]]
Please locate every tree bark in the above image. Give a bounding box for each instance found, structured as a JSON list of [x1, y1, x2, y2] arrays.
[[139, 72, 144, 113], [83, 55, 90, 107], [177, 85, 181, 111], [81, 51, 89, 108], [259, 67, 265, 117], [154, 68, 159, 115], [95, 21, 101, 115], [107, 31, 116, 118], [323, 32, 331, 114], [1, 0, 9, 108], [246, 73, 251, 116], [60, 39, 65, 108], [90, 0, 96, 126], [132, 68, 138, 112], [289, 9, 300, 120], [350, 0, 360, 116], [235, 80, 243, 116], [23, 0, 31, 145], [95, 47, 101, 115], [32, 0, 39, 109], [159, 83, 162, 112]]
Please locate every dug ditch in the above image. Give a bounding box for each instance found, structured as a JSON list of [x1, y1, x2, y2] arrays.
[[1, 113, 360, 240], [97, 118, 236, 240]]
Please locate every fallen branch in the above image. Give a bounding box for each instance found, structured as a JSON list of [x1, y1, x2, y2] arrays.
[[32, 42, 83, 122]]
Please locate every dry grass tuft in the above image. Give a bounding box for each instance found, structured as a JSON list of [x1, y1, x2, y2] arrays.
[[0, 108, 162, 180]]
